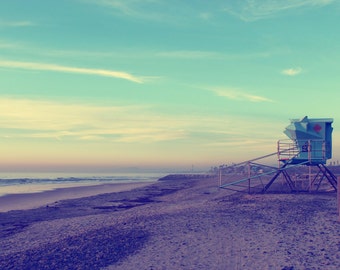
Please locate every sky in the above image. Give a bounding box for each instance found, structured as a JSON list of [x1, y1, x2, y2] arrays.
[[0, 0, 340, 172]]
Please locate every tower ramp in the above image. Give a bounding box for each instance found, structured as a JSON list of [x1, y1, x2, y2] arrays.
[[218, 155, 309, 194]]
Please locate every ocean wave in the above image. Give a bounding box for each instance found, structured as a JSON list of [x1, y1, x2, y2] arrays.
[[0, 173, 163, 187]]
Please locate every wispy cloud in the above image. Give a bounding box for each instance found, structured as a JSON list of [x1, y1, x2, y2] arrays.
[[0, 60, 144, 83], [0, 98, 285, 164], [0, 20, 35, 27], [155, 50, 274, 60], [0, 98, 277, 145], [224, 0, 335, 21], [281, 67, 302, 76], [85, 0, 205, 24], [89, 0, 168, 21], [199, 12, 213, 21], [207, 87, 273, 102], [156, 50, 220, 59], [0, 40, 19, 49], [39, 48, 273, 61], [0, 98, 188, 142]]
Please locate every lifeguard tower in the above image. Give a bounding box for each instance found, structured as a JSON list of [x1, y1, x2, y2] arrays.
[[263, 116, 337, 192], [219, 116, 337, 193]]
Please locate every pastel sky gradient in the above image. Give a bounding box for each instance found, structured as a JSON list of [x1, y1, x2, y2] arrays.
[[1, 0, 339, 172]]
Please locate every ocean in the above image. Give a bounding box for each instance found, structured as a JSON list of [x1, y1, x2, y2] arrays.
[[0, 172, 166, 197]]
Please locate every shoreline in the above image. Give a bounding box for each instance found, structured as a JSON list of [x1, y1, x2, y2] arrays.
[[0, 181, 155, 212], [0, 173, 211, 212]]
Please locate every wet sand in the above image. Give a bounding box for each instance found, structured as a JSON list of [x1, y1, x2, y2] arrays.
[[0, 182, 154, 212], [0, 175, 339, 269]]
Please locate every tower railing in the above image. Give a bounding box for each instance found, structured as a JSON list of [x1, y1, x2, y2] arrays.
[[277, 140, 299, 161], [278, 139, 327, 164]]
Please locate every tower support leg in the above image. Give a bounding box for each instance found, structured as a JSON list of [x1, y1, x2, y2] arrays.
[[262, 162, 293, 193], [319, 164, 337, 191]]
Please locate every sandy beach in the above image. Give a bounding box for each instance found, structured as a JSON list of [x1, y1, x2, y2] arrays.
[[0, 175, 339, 269]]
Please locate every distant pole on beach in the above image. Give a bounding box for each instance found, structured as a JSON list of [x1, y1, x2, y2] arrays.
[[247, 162, 251, 194], [336, 176, 340, 222], [219, 167, 222, 187]]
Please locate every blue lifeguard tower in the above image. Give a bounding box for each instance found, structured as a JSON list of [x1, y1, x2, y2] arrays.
[[263, 116, 337, 192], [282, 116, 333, 164], [219, 116, 337, 193]]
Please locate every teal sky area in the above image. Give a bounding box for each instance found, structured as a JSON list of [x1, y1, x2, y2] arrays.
[[0, 0, 340, 172]]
